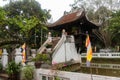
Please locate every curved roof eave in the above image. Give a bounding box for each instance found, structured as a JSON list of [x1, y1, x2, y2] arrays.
[[48, 10, 85, 28]]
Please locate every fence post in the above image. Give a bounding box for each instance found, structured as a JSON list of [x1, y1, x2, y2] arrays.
[[48, 32, 52, 43], [15, 48, 22, 64], [1, 49, 8, 69]]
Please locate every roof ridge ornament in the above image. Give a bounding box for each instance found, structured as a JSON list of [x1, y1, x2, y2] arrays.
[[76, 11, 82, 16]]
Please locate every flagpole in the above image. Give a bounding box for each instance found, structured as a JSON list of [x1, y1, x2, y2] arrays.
[[86, 62, 93, 80], [85, 31, 93, 80], [90, 64, 93, 80]]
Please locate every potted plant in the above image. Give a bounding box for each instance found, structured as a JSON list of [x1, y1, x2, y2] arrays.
[[32, 53, 50, 68], [22, 65, 34, 80], [6, 61, 21, 80]]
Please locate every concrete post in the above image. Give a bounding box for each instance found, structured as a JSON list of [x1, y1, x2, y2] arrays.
[[48, 32, 52, 43], [15, 48, 22, 64], [31, 49, 36, 58], [62, 29, 66, 36], [1, 49, 8, 68], [62, 29, 66, 41]]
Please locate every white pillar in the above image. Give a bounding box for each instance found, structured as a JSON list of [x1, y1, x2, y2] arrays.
[[31, 49, 36, 58], [48, 32, 52, 43], [62, 29, 66, 36], [62, 29, 66, 41], [15, 48, 22, 64], [1, 49, 8, 68]]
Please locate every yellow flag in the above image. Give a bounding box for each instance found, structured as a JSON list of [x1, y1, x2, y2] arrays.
[[86, 35, 93, 67], [22, 43, 26, 63], [0, 49, 2, 56]]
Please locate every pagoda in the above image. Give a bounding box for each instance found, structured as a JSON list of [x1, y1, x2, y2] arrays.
[[48, 9, 99, 52]]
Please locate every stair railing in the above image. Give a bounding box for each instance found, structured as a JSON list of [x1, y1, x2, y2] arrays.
[[37, 39, 49, 54], [37, 32, 52, 54], [52, 30, 66, 58]]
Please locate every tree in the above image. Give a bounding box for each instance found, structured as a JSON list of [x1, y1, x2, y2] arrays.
[[0, 7, 7, 26], [8, 15, 40, 41], [108, 11, 120, 45], [92, 6, 113, 48], [0, 7, 10, 41], [2, 0, 51, 48], [4, 0, 51, 22]]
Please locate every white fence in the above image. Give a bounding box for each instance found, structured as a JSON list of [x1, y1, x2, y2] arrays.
[[81, 52, 120, 58], [35, 68, 120, 80], [81, 63, 120, 69], [0, 48, 23, 68]]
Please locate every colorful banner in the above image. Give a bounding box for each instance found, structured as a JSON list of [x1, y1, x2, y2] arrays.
[[0, 49, 2, 56], [85, 35, 93, 67], [21, 43, 26, 63]]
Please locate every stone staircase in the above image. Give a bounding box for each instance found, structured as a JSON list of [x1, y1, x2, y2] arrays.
[[51, 37, 60, 50], [37, 30, 81, 68], [38, 37, 60, 55]]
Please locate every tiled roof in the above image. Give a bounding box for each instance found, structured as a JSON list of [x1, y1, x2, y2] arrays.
[[48, 10, 84, 27]]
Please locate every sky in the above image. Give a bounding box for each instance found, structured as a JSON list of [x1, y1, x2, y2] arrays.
[[0, 0, 74, 22]]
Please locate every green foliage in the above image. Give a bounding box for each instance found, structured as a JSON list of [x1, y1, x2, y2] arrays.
[[9, 15, 40, 37], [0, 0, 50, 48], [0, 7, 9, 39], [22, 65, 34, 80], [3, 0, 51, 22], [108, 10, 120, 45], [32, 54, 49, 62], [0, 7, 7, 26], [6, 61, 21, 75], [109, 11, 120, 33], [55, 76, 61, 80]]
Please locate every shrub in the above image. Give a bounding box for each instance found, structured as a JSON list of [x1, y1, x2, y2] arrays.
[[22, 65, 34, 80], [6, 61, 21, 80], [6, 61, 21, 75]]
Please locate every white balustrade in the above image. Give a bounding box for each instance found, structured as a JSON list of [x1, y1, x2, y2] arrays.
[[81, 52, 120, 58], [81, 63, 120, 69], [35, 68, 120, 80]]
